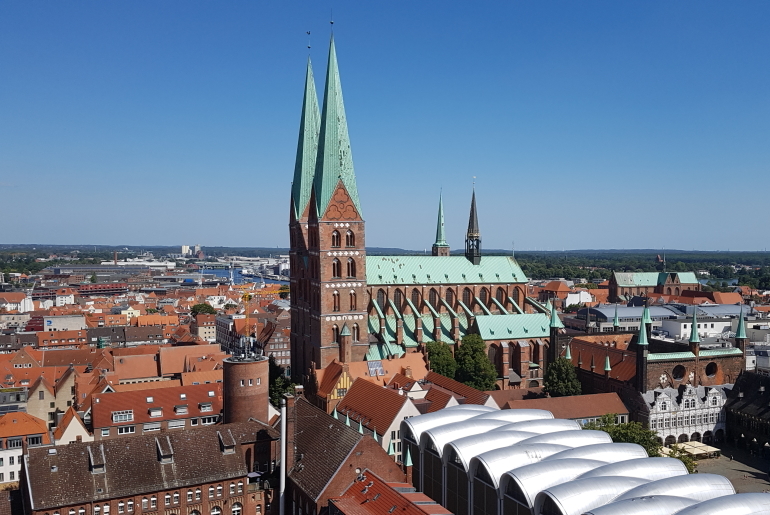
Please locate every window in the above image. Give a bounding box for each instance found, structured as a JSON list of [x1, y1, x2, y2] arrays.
[[8, 472, 13, 481], [165, 494, 171, 506], [69, 510, 74, 515], [230, 483, 235, 495], [149, 408, 162, 418], [150, 497, 156, 509], [118, 425, 135, 435], [200, 403, 213, 412], [127, 501, 134, 512], [101, 428, 110, 437], [480, 288, 489, 305], [118, 503, 125, 514], [352, 323, 359, 342], [201, 416, 217, 425], [142, 499, 148, 510], [187, 491, 193, 502], [332, 325, 339, 343], [196, 488, 201, 501], [411, 289, 420, 307], [112, 410, 134, 423], [349, 291, 357, 311], [211, 508, 221, 515], [175, 405, 188, 415], [446, 289, 455, 306], [332, 259, 341, 278], [209, 487, 215, 499], [104, 505, 109, 514], [95, 506, 101, 515], [216, 485, 222, 497], [28, 435, 42, 446], [208, 391, 215, 397], [39, 391, 44, 400], [173, 493, 179, 504], [333, 291, 340, 312], [331, 231, 341, 248], [168, 419, 185, 429], [463, 288, 472, 306], [237, 482, 243, 494], [7, 438, 22, 448], [345, 230, 355, 247], [8, 457, 13, 466], [231, 504, 242, 515], [79, 509, 85, 515], [146, 397, 153, 403], [180, 393, 187, 400], [346, 258, 356, 278]]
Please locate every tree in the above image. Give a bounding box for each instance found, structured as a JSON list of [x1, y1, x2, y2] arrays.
[[426, 341, 458, 379], [278, 285, 290, 299], [584, 414, 662, 458], [90, 274, 97, 283], [668, 444, 697, 473], [268, 355, 295, 407], [223, 303, 237, 310], [543, 357, 582, 397], [454, 334, 497, 391], [190, 303, 217, 315]]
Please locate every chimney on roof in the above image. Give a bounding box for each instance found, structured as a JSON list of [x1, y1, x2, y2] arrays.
[[88, 444, 106, 474]]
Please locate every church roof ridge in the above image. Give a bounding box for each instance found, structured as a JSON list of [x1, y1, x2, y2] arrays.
[[365, 255, 527, 286]]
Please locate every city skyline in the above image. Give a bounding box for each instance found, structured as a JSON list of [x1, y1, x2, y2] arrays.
[[2, 1, 768, 250]]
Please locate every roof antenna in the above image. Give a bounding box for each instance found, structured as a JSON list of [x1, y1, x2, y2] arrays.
[[306, 31, 311, 50], [330, 8, 334, 32]]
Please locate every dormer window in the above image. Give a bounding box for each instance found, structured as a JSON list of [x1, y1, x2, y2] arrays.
[[149, 408, 162, 418], [180, 393, 187, 400], [208, 391, 215, 397], [146, 397, 153, 403]]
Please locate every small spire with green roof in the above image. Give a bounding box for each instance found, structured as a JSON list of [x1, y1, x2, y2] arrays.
[[332, 409, 339, 420], [550, 306, 564, 330], [637, 317, 649, 346], [373, 429, 379, 443], [613, 304, 620, 328], [432, 191, 449, 255], [404, 446, 413, 467], [642, 305, 652, 326], [689, 309, 701, 344], [387, 440, 395, 456], [564, 343, 572, 361], [357, 419, 364, 434], [345, 412, 351, 427], [736, 305, 747, 340], [604, 354, 612, 372]]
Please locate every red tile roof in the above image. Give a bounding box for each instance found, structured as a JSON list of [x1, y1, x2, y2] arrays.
[[336, 378, 408, 437], [330, 470, 451, 515], [424, 371, 490, 405], [0, 412, 50, 442], [504, 393, 629, 419]]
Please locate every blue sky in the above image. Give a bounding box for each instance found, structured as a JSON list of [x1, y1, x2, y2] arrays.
[[1, 2, 768, 251]]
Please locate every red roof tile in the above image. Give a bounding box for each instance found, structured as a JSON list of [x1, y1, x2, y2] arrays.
[[336, 378, 408, 437]]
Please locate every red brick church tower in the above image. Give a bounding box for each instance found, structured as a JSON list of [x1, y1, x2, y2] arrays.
[[290, 36, 369, 385]]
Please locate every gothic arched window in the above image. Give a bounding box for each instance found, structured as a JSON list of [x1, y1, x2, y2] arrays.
[[377, 289, 386, 310], [480, 288, 489, 305], [345, 230, 355, 247], [394, 289, 403, 309], [349, 291, 357, 311], [463, 288, 472, 306], [496, 287, 505, 304], [411, 289, 421, 307], [352, 323, 360, 342], [331, 231, 341, 248], [429, 289, 438, 307], [347, 258, 356, 278], [332, 325, 339, 343], [332, 259, 341, 278], [445, 288, 455, 306], [513, 288, 521, 306], [333, 291, 340, 312]]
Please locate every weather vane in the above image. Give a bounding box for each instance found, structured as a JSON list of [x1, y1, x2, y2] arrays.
[[306, 31, 311, 49]]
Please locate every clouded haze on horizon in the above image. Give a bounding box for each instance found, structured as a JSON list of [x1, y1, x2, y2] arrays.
[[1, 2, 768, 251]]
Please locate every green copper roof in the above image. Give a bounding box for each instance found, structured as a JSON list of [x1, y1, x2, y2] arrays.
[[648, 352, 696, 361], [291, 58, 320, 219], [434, 192, 448, 247], [340, 322, 351, 337], [550, 306, 564, 329], [689, 310, 700, 344], [564, 343, 572, 361], [313, 35, 362, 217], [613, 305, 620, 327], [612, 272, 700, 288], [475, 313, 550, 340], [404, 445, 413, 467], [736, 306, 747, 340], [604, 354, 612, 372], [637, 318, 648, 346], [366, 255, 527, 285], [387, 440, 395, 456], [332, 409, 339, 420], [699, 348, 743, 358]]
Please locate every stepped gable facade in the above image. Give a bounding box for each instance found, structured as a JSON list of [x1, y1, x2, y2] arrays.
[[289, 37, 563, 399]]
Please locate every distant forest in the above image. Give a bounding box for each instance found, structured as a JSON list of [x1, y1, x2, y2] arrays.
[[2, 244, 770, 290]]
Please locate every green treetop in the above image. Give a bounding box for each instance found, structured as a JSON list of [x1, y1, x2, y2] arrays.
[[454, 334, 497, 391], [543, 357, 581, 397]]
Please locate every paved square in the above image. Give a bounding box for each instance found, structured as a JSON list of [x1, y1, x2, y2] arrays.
[[696, 445, 770, 493]]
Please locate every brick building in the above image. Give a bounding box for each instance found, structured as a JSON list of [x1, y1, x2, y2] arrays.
[[609, 271, 701, 303], [288, 37, 562, 400], [23, 422, 278, 515]]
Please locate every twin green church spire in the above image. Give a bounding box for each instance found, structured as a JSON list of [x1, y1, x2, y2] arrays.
[[291, 36, 362, 220]]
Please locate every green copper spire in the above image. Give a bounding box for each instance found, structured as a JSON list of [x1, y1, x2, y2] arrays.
[[313, 35, 362, 217], [345, 412, 351, 427], [613, 304, 620, 327], [387, 440, 395, 456], [564, 343, 572, 361], [358, 419, 364, 434], [291, 58, 321, 219], [332, 408, 339, 420], [340, 323, 351, 337], [641, 306, 652, 326], [736, 305, 747, 340], [404, 446, 413, 467], [550, 306, 564, 329], [637, 317, 648, 346], [689, 309, 701, 344], [604, 354, 612, 372], [434, 192, 448, 247], [373, 429, 379, 442]]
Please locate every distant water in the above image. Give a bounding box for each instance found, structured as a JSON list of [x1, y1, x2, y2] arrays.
[[201, 268, 288, 285]]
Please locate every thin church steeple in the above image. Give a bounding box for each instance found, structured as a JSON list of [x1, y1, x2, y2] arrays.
[[312, 34, 362, 218], [290, 57, 321, 220], [432, 192, 450, 256], [465, 188, 481, 265]]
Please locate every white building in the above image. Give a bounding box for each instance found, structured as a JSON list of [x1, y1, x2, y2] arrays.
[[0, 293, 34, 313], [659, 317, 733, 340], [564, 291, 593, 307], [643, 384, 732, 447]]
